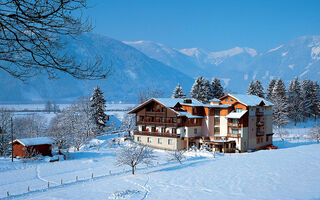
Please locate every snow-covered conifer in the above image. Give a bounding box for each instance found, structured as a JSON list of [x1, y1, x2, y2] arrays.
[[266, 79, 276, 101], [272, 78, 289, 128], [90, 86, 107, 134], [310, 125, 320, 144], [210, 78, 225, 99], [172, 83, 186, 98], [190, 77, 211, 103], [254, 80, 264, 98], [301, 80, 314, 120], [247, 81, 255, 95], [287, 77, 303, 125], [311, 81, 320, 119]]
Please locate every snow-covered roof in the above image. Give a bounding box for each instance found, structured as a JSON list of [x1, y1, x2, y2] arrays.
[[209, 98, 221, 102], [11, 137, 55, 146], [226, 110, 248, 119], [228, 94, 273, 106], [154, 98, 206, 107], [177, 111, 204, 119]]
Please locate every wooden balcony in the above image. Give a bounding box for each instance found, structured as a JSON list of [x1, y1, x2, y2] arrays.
[[228, 133, 241, 137], [145, 111, 166, 117], [256, 130, 264, 136], [136, 121, 181, 127], [134, 131, 180, 138], [256, 111, 264, 116], [256, 121, 264, 126], [228, 122, 241, 128]]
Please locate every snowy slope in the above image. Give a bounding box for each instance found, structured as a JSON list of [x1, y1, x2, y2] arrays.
[[0, 34, 194, 103], [0, 137, 319, 199]]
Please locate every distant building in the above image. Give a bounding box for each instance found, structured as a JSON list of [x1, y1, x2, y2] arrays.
[[128, 94, 273, 152], [10, 137, 54, 158]]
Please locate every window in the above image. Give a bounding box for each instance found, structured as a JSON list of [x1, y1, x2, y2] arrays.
[[158, 138, 163, 144], [256, 137, 263, 144], [151, 127, 156, 132], [173, 118, 177, 123], [194, 128, 197, 135], [193, 118, 197, 124], [226, 98, 228, 102], [236, 108, 243, 113], [172, 128, 177, 134], [161, 128, 165, 133], [184, 128, 186, 133], [137, 137, 141, 142], [232, 129, 239, 134], [214, 127, 220, 135], [266, 135, 269, 142], [232, 119, 239, 123], [168, 139, 173, 145], [230, 98, 233, 102], [162, 117, 166, 123], [214, 109, 220, 116], [214, 117, 220, 124], [147, 137, 152, 143]]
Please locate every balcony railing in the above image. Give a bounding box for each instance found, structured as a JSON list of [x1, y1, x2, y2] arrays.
[[256, 111, 264, 116], [228, 133, 241, 137], [228, 122, 241, 128], [134, 131, 180, 138], [145, 111, 166, 116], [136, 121, 181, 127], [256, 130, 264, 136], [256, 121, 264, 126]]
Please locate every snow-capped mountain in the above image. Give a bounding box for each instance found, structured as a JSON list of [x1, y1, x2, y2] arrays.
[[126, 36, 320, 92], [0, 34, 194, 103]]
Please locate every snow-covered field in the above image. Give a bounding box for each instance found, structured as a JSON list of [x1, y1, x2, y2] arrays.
[[0, 134, 319, 200]]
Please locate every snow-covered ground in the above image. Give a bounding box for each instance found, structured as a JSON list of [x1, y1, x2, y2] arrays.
[[0, 134, 319, 200]]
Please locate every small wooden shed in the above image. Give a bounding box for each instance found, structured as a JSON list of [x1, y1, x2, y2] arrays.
[[10, 137, 54, 158]]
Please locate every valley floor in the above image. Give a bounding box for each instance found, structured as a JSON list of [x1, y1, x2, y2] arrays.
[[0, 136, 319, 200]]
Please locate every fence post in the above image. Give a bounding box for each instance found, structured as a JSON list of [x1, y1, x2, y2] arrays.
[[28, 186, 30, 192], [48, 182, 50, 188], [109, 170, 111, 175], [7, 191, 9, 197], [61, 178, 63, 185], [76, 176, 78, 181], [91, 173, 93, 179]]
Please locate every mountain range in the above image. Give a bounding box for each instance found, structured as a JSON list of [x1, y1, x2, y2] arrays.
[[0, 34, 319, 103]]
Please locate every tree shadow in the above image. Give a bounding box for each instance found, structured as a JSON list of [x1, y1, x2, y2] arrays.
[[273, 140, 317, 149]]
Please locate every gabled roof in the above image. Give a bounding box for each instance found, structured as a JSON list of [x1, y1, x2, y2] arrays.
[[224, 94, 273, 106], [11, 137, 55, 146], [177, 111, 204, 119], [225, 110, 248, 119], [209, 98, 221, 102]]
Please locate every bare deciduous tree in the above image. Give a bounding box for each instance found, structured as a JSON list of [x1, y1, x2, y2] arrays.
[[14, 114, 47, 139], [168, 149, 186, 164], [138, 88, 164, 104], [121, 113, 136, 137], [116, 143, 155, 175], [310, 125, 320, 144], [0, 109, 12, 156], [0, 0, 110, 80]]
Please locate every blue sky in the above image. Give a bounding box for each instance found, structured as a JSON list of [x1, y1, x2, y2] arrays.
[[86, 0, 320, 52]]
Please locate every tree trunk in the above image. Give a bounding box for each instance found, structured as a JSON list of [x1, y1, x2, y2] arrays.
[[132, 166, 135, 175]]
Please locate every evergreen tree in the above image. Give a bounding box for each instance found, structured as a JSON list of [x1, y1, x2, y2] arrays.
[[311, 81, 320, 120], [301, 80, 314, 120], [272, 78, 289, 128], [90, 86, 107, 134], [210, 78, 225, 99], [266, 79, 276, 101], [172, 83, 186, 98], [190, 77, 211, 103], [247, 81, 255, 95], [254, 80, 264, 98], [287, 77, 303, 125]]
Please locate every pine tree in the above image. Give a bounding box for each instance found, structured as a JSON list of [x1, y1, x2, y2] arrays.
[[266, 79, 276, 101], [172, 83, 186, 98], [254, 80, 264, 98], [287, 77, 303, 125], [272, 78, 289, 129], [311, 81, 320, 120], [90, 86, 107, 134], [190, 77, 211, 103], [210, 78, 225, 99], [247, 81, 255, 95], [301, 80, 314, 121]]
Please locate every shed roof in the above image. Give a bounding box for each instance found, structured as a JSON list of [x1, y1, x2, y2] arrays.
[[11, 137, 54, 146], [225, 110, 248, 119], [227, 94, 273, 106]]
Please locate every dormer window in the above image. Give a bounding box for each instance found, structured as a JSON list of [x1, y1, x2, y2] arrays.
[[236, 108, 243, 113]]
